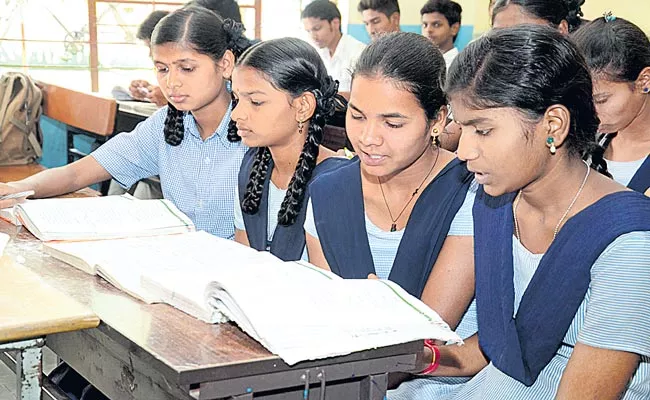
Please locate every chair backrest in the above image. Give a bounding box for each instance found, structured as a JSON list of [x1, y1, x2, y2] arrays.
[[40, 83, 117, 136]]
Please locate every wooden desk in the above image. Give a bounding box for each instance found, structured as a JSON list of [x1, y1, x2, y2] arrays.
[[0, 164, 100, 198], [0, 222, 420, 400], [0, 164, 46, 183], [0, 257, 99, 400]]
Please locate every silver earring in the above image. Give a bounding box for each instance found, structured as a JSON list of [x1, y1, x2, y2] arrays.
[[298, 121, 304, 135]]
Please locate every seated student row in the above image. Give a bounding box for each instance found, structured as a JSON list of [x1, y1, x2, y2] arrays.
[[1, 5, 649, 400]]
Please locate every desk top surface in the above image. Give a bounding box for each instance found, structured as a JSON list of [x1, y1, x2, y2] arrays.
[[0, 221, 419, 385], [0, 164, 47, 182], [0, 258, 99, 343]]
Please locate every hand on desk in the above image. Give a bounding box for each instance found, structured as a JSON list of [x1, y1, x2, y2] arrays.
[[0, 182, 32, 208], [129, 80, 167, 107]]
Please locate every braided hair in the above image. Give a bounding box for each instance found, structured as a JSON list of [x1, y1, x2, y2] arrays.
[[238, 38, 342, 226], [150, 6, 252, 146]]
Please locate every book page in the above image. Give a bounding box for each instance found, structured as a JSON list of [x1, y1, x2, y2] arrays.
[[15, 195, 194, 241]]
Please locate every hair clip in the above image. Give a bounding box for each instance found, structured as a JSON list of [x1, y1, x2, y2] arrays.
[[603, 11, 616, 22]]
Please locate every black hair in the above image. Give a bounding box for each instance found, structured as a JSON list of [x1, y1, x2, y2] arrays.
[[151, 6, 252, 146], [491, 0, 584, 32], [186, 0, 242, 23], [237, 38, 343, 226], [301, 0, 342, 22], [447, 24, 608, 175], [353, 32, 447, 135], [420, 0, 463, 41], [572, 17, 650, 83], [136, 10, 169, 42], [357, 0, 400, 17]]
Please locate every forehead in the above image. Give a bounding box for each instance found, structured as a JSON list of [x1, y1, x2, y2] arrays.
[[152, 42, 210, 62], [232, 66, 272, 90], [492, 4, 549, 29], [422, 12, 449, 24], [362, 9, 389, 23], [449, 95, 514, 124], [592, 78, 634, 95], [302, 17, 327, 27], [350, 75, 423, 114]]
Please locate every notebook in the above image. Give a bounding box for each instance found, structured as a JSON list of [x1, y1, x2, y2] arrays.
[[16, 195, 194, 241]]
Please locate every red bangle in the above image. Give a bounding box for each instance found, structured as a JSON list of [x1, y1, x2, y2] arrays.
[[420, 339, 441, 375]]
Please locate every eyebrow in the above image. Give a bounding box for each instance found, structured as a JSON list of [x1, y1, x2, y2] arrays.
[[456, 117, 491, 126], [153, 58, 198, 65], [349, 103, 409, 119], [238, 90, 267, 96]]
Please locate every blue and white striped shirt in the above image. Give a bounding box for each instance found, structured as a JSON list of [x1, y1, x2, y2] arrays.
[[92, 105, 248, 239], [449, 231, 650, 400]]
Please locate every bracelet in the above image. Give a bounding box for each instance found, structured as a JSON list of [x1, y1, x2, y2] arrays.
[[420, 339, 441, 375]]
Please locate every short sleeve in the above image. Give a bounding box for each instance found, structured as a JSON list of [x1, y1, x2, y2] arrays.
[[578, 231, 650, 357], [91, 107, 165, 188], [233, 184, 245, 231], [303, 198, 319, 239], [447, 180, 477, 236]]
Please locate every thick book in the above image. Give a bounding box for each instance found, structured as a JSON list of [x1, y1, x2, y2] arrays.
[[16, 195, 194, 241], [45, 231, 462, 364]]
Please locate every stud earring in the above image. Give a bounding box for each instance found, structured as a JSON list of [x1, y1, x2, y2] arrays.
[[546, 136, 556, 154], [643, 87, 649, 94], [298, 120, 304, 135]]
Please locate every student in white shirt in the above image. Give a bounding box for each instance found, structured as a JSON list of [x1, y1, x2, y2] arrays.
[[302, 0, 366, 96], [420, 0, 462, 70]]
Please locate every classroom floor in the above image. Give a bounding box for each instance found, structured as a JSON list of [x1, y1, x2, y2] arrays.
[[0, 347, 57, 398]]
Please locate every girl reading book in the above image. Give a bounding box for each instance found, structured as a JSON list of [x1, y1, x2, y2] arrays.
[[304, 32, 477, 398], [0, 6, 252, 240], [572, 16, 650, 195], [421, 24, 650, 399], [231, 38, 348, 261]]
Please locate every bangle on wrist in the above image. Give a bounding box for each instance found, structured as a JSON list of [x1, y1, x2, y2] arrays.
[[420, 339, 441, 375]]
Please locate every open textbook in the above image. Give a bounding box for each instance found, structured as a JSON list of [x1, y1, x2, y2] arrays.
[[16, 195, 194, 241], [45, 231, 462, 364]]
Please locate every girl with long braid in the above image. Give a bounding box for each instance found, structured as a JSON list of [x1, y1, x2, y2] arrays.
[[0, 7, 253, 240], [573, 16, 650, 195], [231, 38, 348, 261]]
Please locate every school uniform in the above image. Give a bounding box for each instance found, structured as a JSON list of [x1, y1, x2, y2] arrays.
[[317, 34, 366, 92], [92, 105, 247, 239], [450, 189, 650, 399], [443, 47, 459, 71], [304, 158, 479, 398], [599, 134, 650, 193], [234, 148, 349, 261]]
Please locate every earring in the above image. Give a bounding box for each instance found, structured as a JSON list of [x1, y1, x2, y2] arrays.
[[298, 120, 304, 135], [643, 87, 649, 94], [432, 127, 441, 147], [546, 136, 556, 154]]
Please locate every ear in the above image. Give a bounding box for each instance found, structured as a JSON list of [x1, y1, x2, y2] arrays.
[[332, 18, 341, 32], [390, 12, 400, 27], [429, 106, 449, 139], [541, 104, 571, 149], [635, 66, 650, 93], [558, 20, 569, 36], [292, 92, 317, 123], [450, 22, 461, 37], [217, 49, 236, 80]]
